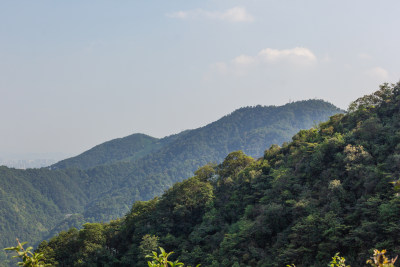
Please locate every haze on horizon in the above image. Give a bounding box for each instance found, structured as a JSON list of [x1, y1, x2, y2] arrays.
[[1, 0, 399, 159]]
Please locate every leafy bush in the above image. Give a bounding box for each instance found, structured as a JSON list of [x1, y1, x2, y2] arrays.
[[146, 247, 200, 267], [4, 239, 49, 267]]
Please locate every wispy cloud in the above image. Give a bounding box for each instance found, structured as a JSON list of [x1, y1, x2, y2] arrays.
[[358, 53, 373, 60], [232, 55, 256, 66], [366, 67, 389, 80], [166, 7, 254, 23], [258, 47, 317, 64], [210, 47, 317, 76]]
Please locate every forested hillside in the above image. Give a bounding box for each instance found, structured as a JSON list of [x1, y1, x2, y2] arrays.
[[0, 100, 341, 265], [51, 132, 187, 170], [33, 83, 400, 266], [79, 100, 342, 223], [0, 167, 89, 266]]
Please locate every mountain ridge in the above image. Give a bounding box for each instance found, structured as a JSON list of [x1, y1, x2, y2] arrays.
[[0, 99, 342, 265], [34, 82, 400, 267]]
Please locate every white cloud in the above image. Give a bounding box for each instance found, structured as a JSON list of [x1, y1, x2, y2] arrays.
[[258, 47, 317, 64], [166, 9, 201, 20], [166, 7, 254, 23], [218, 7, 254, 22], [366, 67, 389, 80], [210, 47, 317, 76], [212, 62, 228, 74], [232, 55, 256, 66], [167, 11, 189, 19]]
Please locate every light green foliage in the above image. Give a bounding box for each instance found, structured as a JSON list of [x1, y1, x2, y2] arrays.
[[146, 247, 200, 267], [4, 239, 50, 267], [330, 253, 350, 267], [348, 83, 394, 113], [218, 151, 254, 178], [366, 250, 398, 267], [194, 164, 217, 182], [390, 180, 400, 197], [287, 251, 397, 267], [146, 247, 182, 267]]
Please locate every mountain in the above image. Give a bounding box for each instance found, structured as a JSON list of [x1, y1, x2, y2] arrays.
[[34, 83, 400, 267], [51, 132, 188, 170], [78, 100, 343, 221], [53, 100, 340, 171], [0, 99, 342, 265], [0, 167, 88, 266], [51, 133, 159, 170]]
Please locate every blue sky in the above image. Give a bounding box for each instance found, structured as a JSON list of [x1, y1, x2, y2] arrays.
[[1, 0, 399, 157]]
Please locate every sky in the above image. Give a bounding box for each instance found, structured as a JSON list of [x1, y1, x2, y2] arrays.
[[1, 0, 399, 158]]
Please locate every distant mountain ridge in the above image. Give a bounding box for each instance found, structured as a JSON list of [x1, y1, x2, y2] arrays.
[[51, 131, 188, 170], [53, 100, 342, 170], [0, 99, 342, 265], [51, 133, 158, 169], [77, 100, 343, 222]]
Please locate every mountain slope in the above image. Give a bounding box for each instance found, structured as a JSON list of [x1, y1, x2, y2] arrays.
[[52, 134, 158, 170], [35, 82, 400, 267], [0, 167, 88, 260], [79, 100, 343, 221], [0, 99, 341, 265], [51, 131, 190, 170]]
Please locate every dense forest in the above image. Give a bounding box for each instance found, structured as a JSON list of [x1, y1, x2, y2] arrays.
[[27, 82, 400, 266], [0, 100, 341, 265]]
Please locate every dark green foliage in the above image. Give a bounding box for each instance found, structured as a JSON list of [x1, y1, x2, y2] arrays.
[[35, 82, 400, 266], [0, 167, 88, 259], [0, 100, 341, 265]]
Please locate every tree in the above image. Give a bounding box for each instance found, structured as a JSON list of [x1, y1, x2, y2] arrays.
[[218, 151, 254, 178], [139, 235, 159, 260]]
